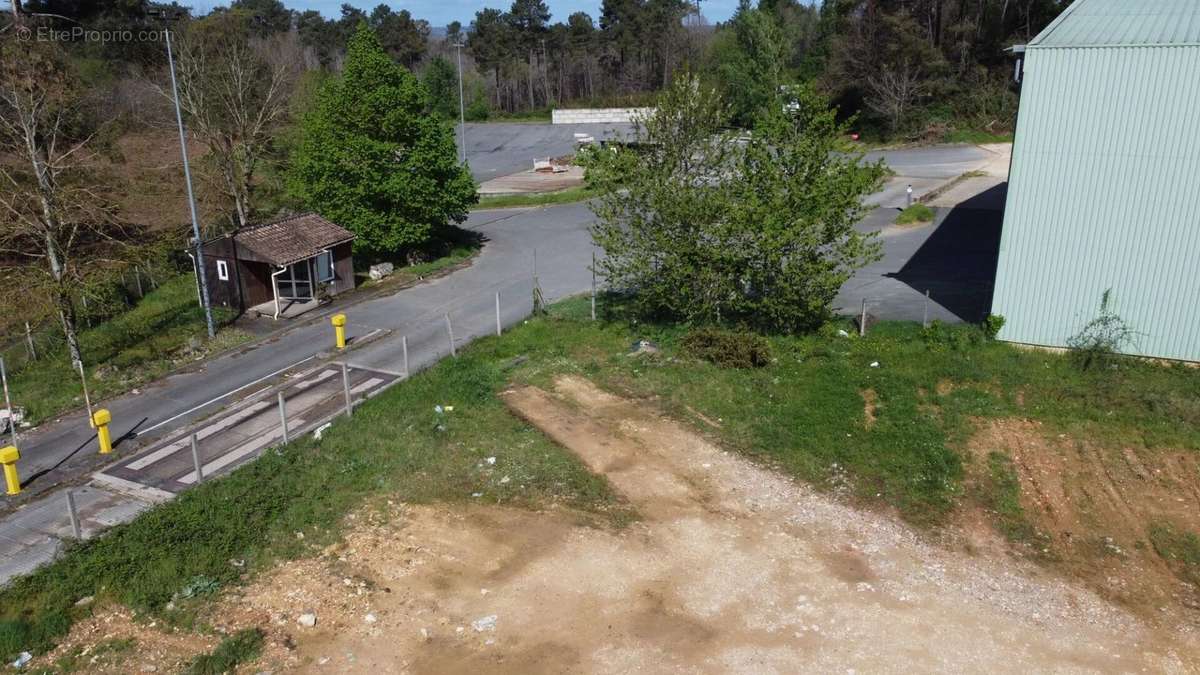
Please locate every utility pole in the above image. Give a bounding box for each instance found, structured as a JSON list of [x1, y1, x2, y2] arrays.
[[454, 41, 467, 165], [165, 28, 215, 339]]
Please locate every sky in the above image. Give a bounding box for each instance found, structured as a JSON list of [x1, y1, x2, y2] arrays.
[[184, 0, 739, 29]]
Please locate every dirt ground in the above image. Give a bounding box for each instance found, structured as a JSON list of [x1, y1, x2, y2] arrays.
[[32, 376, 1200, 673], [964, 417, 1200, 616]]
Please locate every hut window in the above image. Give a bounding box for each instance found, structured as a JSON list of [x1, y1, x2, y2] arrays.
[[216, 260, 229, 281], [316, 250, 335, 282]]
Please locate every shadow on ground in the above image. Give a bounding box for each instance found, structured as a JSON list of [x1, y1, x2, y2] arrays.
[[886, 183, 1006, 323]]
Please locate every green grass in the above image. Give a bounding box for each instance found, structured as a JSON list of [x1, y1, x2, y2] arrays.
[[981, 452, 1039, 544], [183, 628, 264, 675], [6, 275, 249, 425], [941, 129, 1014, 145], [475, 186, 595, 210], [895, 203, 936, 225], [354, 240, 480, 288], [1149, 521, 1200, 586], [483, 109, 553, 123], [2, 298, 1197, 663], [0, 316, 628, 662]]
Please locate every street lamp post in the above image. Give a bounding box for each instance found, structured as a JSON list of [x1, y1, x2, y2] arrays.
[[165, 27, 215, 338], [454, 41, 467, 165]]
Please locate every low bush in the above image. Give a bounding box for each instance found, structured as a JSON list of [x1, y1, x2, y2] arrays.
[[895, 203, 935, 225], [681, 327, 772, 369]]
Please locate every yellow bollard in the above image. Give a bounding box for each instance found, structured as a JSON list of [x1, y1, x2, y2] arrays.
[[331, 313, 347, 350], [0, 446, 19, 496], [93, 408, 113, 454]]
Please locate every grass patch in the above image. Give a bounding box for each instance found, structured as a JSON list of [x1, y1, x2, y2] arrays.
[[1149, 521, 1200, 586], [981, 452, 1038, 544], [354, 240, 480, 289], [49, 637, 136, 673], [484, 109, 553, 123], [0, 318, 627, 662], [6, 274, 248, 425], [2, 297, 1197, 661], [895, 203, 935, 225], [183, 628, 263, 675], [475, 186, 595, 210], [941, 129, 1014, 145]]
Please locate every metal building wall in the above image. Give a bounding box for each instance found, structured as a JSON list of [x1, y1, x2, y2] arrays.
[[992, 44, 1200, 362]]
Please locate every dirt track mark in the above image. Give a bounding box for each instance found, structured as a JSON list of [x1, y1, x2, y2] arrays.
[[969, 418, 1200, 617], [44, 379, 1198, 673]]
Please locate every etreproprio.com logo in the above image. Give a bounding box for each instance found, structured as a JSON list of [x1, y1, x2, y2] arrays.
[[11, 25, 165, 43]]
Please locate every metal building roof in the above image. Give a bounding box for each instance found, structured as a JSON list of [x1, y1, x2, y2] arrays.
[[1029, 0, 1200, 48]]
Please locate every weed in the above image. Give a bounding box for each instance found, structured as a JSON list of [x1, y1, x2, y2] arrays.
[[895, 203, 935, 225], [1149, 521, 1200, 586], [476, 186, 595, 210], [1067, 289, 1138, 370], [981, 314, 1005, 339], [183, 628, 264, 675], [982, 452, 1037, 543], [681, 327, 772, 369]]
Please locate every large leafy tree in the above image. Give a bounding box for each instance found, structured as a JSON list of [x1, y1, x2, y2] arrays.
[[712, 0, 787, 126], [289, 23, 476, 258], [587, 75, 885, 332]]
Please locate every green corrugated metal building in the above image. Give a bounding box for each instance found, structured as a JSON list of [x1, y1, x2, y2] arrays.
[[992, 0, 1200, 362]]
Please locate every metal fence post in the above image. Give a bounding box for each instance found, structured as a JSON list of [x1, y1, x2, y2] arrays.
[[190, 433, 204, 483], [445, 313, 456, 357], [134, 266, 143, 298], [859, 299, 868, 337], [402, 335, 409, 378], [923, 290, 931, 329], [495, 291, 502, 336], [24, 322, 36, 360], [342, 362, 353, 417], [277, 391, 289, 444], [66, 490, 82, 539], [591, 252, 597, 321], [0, 357, 16, 447]]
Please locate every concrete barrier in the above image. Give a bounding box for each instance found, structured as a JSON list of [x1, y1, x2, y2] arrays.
[[552, 107, 656, 124]]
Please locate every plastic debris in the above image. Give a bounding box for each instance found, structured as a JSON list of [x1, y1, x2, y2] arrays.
[[11, 652, 31, 668], [471, 615, 498, 632], [485, 456, 496, 465], [869, 361, 880, 368], [837, 329, 850, 338]]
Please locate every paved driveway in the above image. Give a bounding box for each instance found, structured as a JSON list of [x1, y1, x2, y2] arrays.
[[5, 143, 1008, 500]]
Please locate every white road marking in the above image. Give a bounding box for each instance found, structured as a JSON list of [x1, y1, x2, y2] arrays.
[[177, 418, 305, 485], [127, 400, 273, 470], [292, 369, 337, 390], [137, 355, 317, 436], [349, 377, 384, 395]]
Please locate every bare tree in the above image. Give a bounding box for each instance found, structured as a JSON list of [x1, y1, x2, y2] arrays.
[[0, 43, 124, 366], [163, 15, 299, 231], [866, 60, 925, 132]]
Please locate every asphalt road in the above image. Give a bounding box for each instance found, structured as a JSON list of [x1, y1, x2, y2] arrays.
[[458, 122, 634, 181], [3, 135, 1004, 510]]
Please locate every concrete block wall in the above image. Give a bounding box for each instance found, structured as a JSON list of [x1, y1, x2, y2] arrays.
[[551, 108, 656, 124]]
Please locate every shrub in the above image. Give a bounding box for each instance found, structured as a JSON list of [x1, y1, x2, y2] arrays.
[[1067, 290, 1137, 370], [681, 327, 772, 369], [895, 203, 935, 225], [981, 314, 1005, 339]]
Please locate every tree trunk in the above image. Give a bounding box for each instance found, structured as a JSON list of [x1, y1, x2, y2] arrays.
[[527, 49, 535, 108], [8, 0, 23, 25]]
